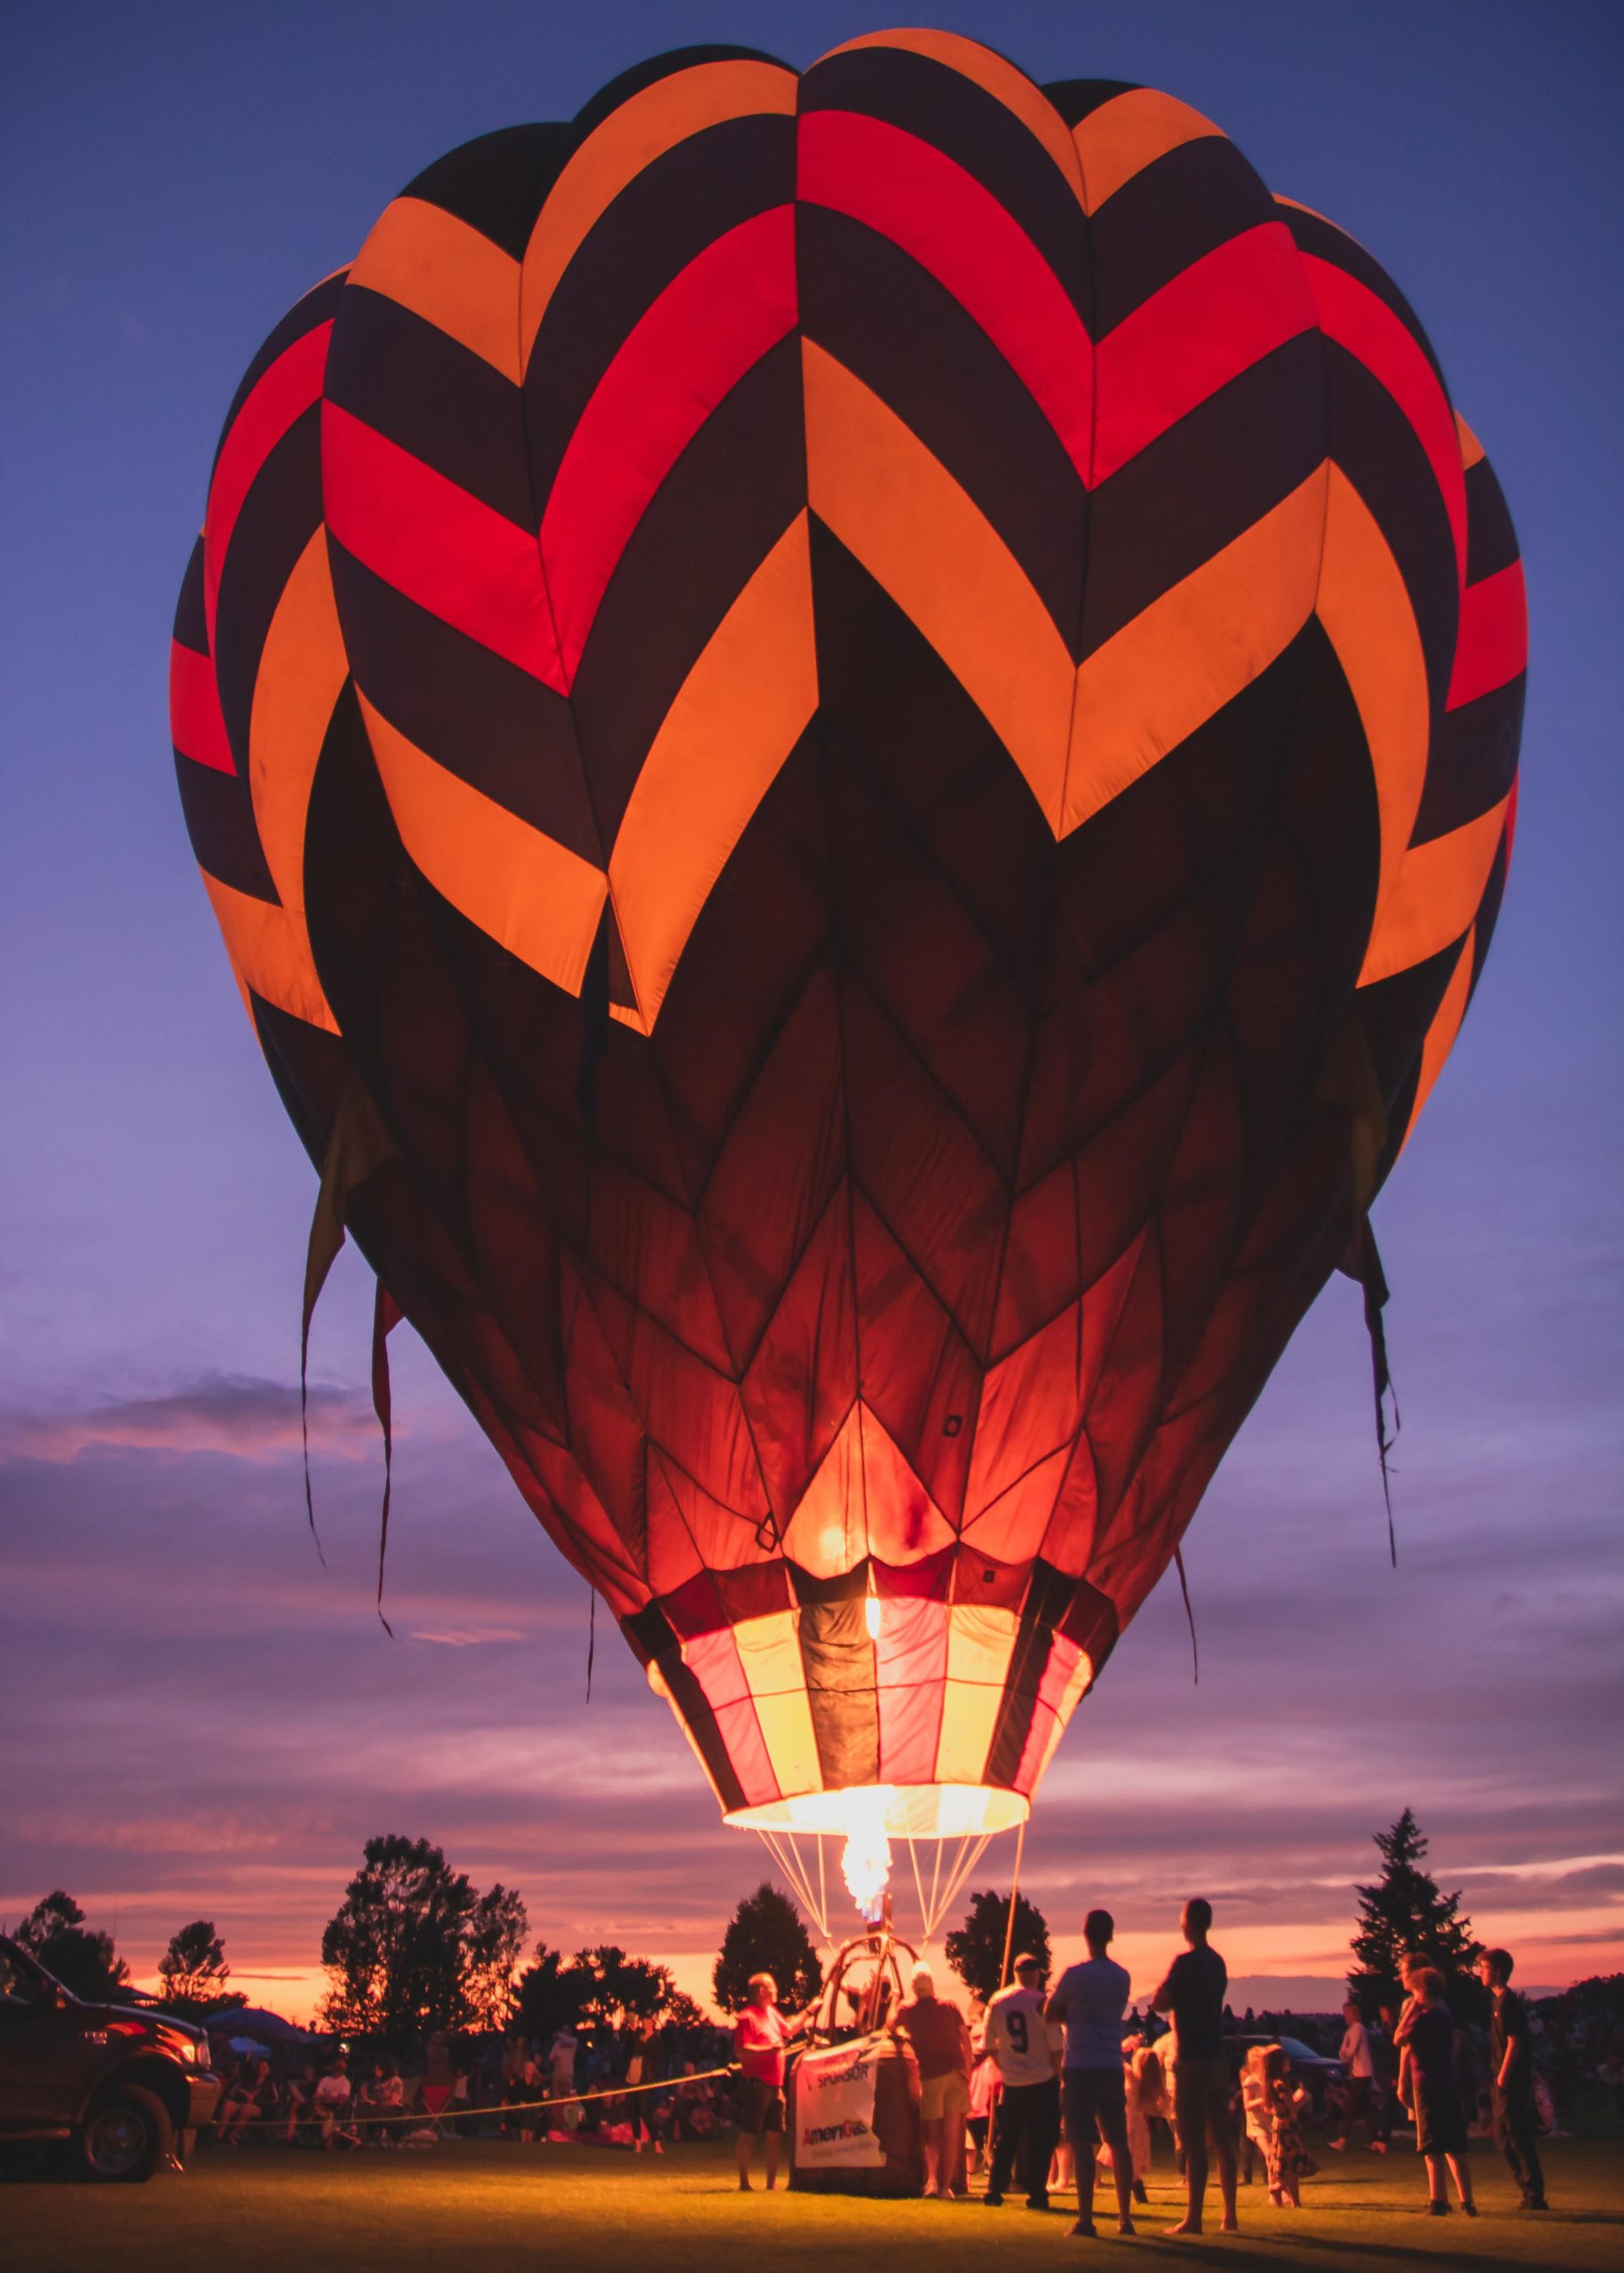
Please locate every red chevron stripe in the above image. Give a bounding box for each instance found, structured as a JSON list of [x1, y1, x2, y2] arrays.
[[169, 639, 235, 775], [1448, 559, 1527, 710], [1092, 223, 1313, 483], [542, 206, 797, 683], [1303, 254, 1467, 586], [322, 402, 566, 692], [203, 322, 330, 646], [797, 107, 1093, 480]]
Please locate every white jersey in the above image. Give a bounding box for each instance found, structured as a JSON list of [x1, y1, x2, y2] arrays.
[[985, 1984, 1063, 2087]]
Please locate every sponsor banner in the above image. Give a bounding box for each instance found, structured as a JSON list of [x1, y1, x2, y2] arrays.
[[796, 2041, 885, 2167]]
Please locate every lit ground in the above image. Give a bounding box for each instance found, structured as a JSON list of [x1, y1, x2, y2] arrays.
[[4, 2132, 1621, 2272]]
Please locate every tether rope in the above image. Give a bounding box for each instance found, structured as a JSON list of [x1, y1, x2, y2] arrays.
[[250, 2063, 737, 2134]]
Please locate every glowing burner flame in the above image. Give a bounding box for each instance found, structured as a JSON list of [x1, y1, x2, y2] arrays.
[[839, 1786, 893, 1921]]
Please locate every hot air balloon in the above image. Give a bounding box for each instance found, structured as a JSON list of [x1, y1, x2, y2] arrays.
[[170, 31, 1525, 1942]]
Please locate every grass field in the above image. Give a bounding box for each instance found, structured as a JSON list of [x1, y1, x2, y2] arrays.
[[4, 2131, 1620, 2273]]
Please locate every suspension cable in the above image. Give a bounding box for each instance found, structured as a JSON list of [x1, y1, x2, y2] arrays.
[[931, 1831, 993, 1941]]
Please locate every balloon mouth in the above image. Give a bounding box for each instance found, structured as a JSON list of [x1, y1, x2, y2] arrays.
[[725, 1783, 1028, 1841], [726, 1785, 1029, 1931]]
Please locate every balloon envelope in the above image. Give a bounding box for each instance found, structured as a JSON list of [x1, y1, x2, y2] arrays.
[[171, 33, 1525, 1857]]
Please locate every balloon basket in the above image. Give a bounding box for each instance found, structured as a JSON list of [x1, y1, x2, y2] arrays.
[[788, 1903, 923, 2196]]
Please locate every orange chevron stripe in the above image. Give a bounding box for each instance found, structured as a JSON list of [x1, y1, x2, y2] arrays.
[[356, 691, 607, 998], [347, 195, 523, 381], [1401, 928, 1474, 1150], [1273, 193, 1338, 229], [608, 513, 818, 1033], [248, 528, 345, 973], [803, 337, 1074, 830], [822, 27, 1085, 202], [201, 869, 337, 1034], [519, 59, 797, 361], [1359, 796, 1509, 989], [1072, 86, 1223, 213], [804, 340, 1331, 844], [1059, 466, 1327, 836], [1455, 412, 1486, 470], [1316, 466, 1431, 939]]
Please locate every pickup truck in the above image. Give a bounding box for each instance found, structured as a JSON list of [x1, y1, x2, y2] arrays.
[[0, 1935, 221, 2179]]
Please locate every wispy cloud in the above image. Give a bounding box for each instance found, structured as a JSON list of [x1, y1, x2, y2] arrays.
[[1, 1373, 381, 1463], [408, 1628, 530, 1648]]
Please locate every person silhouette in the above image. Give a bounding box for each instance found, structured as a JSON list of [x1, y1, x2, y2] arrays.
[[1150, 1899, 1238, 2236]]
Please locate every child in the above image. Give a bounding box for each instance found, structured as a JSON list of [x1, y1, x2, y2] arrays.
[[966, 1998, 998, 2180], [1242, 2045, 1308, 2208], [1397, 1968, 1476, 2216], [1112, 2041, 1165, 2206]]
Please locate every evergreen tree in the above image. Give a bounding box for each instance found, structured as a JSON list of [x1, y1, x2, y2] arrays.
[[1349, 1809, 1483, 2013], [156, 1919, 245, 2016], [945, 1888, 1052, 2003], [713, 1882, 823, 2014], [13, 1891, 130, 2002]]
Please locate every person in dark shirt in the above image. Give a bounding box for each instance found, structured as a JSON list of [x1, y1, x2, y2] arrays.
[[1397, 1968, 1476, 2216], [1371, 2002, 1399, 2150], [1151, 1898, 1238, 2236], [1478, 1948, 1548, 2210]]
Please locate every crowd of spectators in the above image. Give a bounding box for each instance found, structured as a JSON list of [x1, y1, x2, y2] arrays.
[[201, 2015, 737, 2152], [196, 1966, 1622, 2178]]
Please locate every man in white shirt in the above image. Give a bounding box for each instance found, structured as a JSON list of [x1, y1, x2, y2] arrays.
[[1047, 1910, 1136, 2238], [548, 2028, 579, 2099], [1330, 1998, 1377, 2151], [981, 1952, 1063, 2210]]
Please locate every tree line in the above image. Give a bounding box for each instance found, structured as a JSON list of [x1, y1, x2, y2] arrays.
[[6, 1808, 1492, 2040]]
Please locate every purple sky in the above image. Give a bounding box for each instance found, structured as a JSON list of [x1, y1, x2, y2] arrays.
[[3, 0, 1620, 2020]]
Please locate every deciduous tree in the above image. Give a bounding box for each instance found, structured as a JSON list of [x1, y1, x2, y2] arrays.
[[13, 1891, 130, 2003], [514, 1941, 582, 2044], [463, 1882, 527, 2031], [318, 1833, 519, 2043], [514, 1939, 693, 2039], [945, 1888, 1052, 2003], [156, 1919, 245, 2016], [713, 1881, 822, 2014], [571, 1944, 678, 2029]]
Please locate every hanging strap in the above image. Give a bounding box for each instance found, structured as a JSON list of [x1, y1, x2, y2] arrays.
[[370, 1282, 401, 1632], [1174, 1547, 1200, 1683], [300, 1078, 398, 1559], [1351, 1221, 1400, 1564], [1319, 1018, 1400, 1564]]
